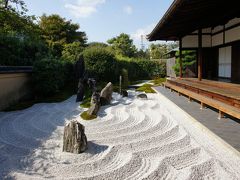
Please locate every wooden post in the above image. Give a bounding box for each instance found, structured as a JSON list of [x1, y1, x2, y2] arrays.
[[198, 29, 203, 81], [188, 96, 192, 102], [179, 38, 183, 78], [218, 110, 224, 120], [200, 102, 205, 110]]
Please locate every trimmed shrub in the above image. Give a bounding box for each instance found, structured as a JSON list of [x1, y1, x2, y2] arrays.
[[117, 59, 166, 81], [32, 57, 68, 96], [83, 47, 118, 82]]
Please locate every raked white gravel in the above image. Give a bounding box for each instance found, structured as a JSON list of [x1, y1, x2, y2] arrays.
[[0, 90, 240, 179]]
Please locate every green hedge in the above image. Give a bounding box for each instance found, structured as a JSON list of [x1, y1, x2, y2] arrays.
[[32, 57, 73, 96], [83, 47, 166, 82], [83, 47, 118, 82], [117, 59, 166, 81], [32, 48, 166, 97]]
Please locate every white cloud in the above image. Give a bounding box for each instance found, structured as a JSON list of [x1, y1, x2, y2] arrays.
[[65, 0, 106, 18], [131, 23, 155, 41], [123, 5, 133, 15]]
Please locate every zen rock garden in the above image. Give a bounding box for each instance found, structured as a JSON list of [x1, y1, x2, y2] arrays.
[[63, 55, 148, 154]]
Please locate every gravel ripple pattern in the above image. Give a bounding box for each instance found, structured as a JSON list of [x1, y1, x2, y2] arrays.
[[0, 91, 239, 179]]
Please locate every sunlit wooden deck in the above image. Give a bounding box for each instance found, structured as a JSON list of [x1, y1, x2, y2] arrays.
[[164, 78, 240, 119]]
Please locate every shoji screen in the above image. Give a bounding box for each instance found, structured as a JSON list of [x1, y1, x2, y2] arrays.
[[218, 46, 231, 78]]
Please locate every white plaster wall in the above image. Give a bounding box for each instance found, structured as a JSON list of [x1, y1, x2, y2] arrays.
[[225, 26, 240, 43], [182, 35, 211, 48], [202, 35, 211, 47], [181, 18, 240, 48], [225, 18, 240, 28], [192, 30, 198, 33], [182, 35, 198, 48], [212, 33, 223, 47], [202, 28, 211, 33], [212, 25, 223, 34]]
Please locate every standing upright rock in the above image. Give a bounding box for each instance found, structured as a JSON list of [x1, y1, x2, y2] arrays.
[[75, 55, 86, 102], [63, 121, 87, 154], [76, 79, 85, 102], [87, 91, 101, 116], [100, 82, 113, 105]]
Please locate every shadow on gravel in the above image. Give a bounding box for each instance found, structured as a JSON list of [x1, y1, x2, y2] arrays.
[[0, 96, 81, 179]]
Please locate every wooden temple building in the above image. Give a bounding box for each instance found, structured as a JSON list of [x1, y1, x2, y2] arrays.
[[148, 0, 240, 119]]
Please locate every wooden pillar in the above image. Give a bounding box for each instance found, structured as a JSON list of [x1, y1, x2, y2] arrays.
[[179, 38, 183, 78], [198, 29, 203, 81]]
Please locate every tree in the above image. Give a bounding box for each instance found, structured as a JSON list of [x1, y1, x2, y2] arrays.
[[87, 42, 108, 48], [167, 42, 179, 51], [135, 49, 150, 59], [61, 42, 84, 63], [173, 50, 196, 76], [0, 0, 48, 66], [107, 33, 137, 58], [149, 44, 168, 59], [0, 0, 27, 13], [39, 14, 87, 57]]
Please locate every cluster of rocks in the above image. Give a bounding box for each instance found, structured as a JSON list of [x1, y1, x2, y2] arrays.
[[87, 82, 113, 116], [64, 80, 148, 154], [63, 82, 113, 154]]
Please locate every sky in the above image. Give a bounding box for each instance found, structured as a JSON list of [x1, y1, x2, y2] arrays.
[[24, 0, 174, 49]]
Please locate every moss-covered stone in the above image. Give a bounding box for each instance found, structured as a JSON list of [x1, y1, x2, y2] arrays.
[[80, 111, 97, 120]]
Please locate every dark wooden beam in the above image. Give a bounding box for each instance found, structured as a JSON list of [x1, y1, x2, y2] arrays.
[[198, 29, 203, 81], [179, 38, 183, 78], [148, 0, 240, 41]]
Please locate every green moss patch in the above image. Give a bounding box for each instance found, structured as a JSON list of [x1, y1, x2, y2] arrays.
[[136, 84, 156, 93], [80, 97, 91, 108], [80, 111, 97, 120], [150, 78, 166, 86]]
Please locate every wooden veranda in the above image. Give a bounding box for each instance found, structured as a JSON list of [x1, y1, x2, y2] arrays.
[[164, 78, 240, 119]]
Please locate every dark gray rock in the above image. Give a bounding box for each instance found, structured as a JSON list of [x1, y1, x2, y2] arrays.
[[100, 82, 113, 105], [88, 92, 101, 116], [121, 89, 128, 97], [63, 121, 87, 154], [76, 79, 84, 102], [75, 55, 85, 79], [75, 55, 87, 102], [137, 93, 148, 99], [88, 78, 97, 92]]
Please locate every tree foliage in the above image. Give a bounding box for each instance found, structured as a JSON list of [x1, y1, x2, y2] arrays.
[[149, 42, 178, 59], [39, 14, 87, 57], [107, 33, 137, 58], [61, 42, 84, 63], [0, 0, 27, 13], [87, 42, 108, 49], [173, 50, 196, 76], [83, 47, 117, 82], [32, 57, 69, 96], [0, 0, 47, 65], [149, 44, 168, 59]]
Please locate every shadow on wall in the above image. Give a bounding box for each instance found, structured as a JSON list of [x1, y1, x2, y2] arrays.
[[0, 71, 32, 111]]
